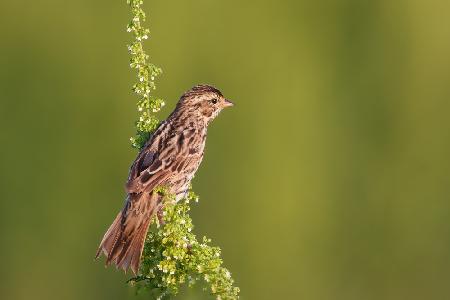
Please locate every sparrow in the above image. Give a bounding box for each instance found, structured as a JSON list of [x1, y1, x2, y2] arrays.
[[96, 84, 233, 274]]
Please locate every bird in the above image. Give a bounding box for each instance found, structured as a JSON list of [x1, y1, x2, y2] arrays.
[[95, 84, 233, 274]]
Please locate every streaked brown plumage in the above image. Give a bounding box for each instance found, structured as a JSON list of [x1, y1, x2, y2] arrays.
[[96, 85, 233, 274]]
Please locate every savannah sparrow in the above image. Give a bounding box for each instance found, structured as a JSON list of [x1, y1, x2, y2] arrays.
[[96, 84, 233, 274]]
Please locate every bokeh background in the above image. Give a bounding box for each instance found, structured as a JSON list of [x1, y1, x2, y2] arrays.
[[1, 0, 450, 299]]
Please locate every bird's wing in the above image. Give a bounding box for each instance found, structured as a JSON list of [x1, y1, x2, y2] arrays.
[[98, 122, 202, 274], [126, 123, 200, 194]]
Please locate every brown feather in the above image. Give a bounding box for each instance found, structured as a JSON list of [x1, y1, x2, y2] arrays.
[[96, 84, 231, 274]]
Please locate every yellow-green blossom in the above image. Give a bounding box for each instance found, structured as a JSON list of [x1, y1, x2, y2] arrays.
[[125, 1, 239, 299]]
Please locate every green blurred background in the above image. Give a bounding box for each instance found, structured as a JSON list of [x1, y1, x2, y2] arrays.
[[1, 0, 450, 299]]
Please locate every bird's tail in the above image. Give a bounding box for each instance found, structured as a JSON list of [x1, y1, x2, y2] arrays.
[[95, 193, 160, 274]]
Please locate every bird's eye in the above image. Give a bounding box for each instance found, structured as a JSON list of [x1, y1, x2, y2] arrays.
[[210, 98, 218, 104]]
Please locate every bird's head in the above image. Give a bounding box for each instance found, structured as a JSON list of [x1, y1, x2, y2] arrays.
[[176, 84, 233, 125]]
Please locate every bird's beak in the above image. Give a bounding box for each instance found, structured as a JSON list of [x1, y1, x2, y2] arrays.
[[223, 98, 234, 108]]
